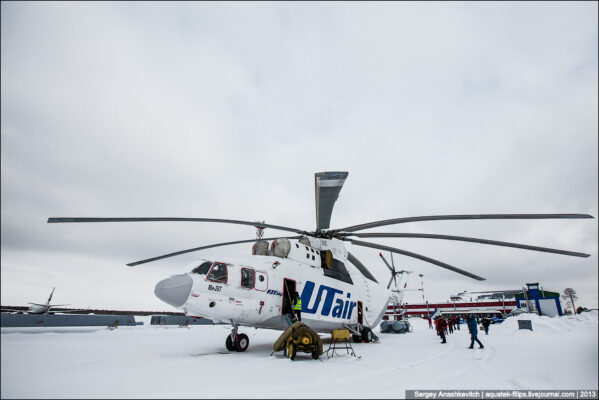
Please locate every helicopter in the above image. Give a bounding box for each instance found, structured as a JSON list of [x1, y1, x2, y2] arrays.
[[47, 171, 593, 352]]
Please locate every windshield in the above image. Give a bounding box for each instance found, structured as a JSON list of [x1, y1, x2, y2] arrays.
[[191, 261, 212, 275], [207, 262, 228, 283]]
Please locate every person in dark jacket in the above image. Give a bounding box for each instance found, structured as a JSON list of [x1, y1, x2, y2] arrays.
[[467, 314, 484, 349], [481, 317, 491, 335], [436, 317, 447, 343], [282, 295, 294, 326]]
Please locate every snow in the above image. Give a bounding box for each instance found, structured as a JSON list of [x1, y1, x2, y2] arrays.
[[1, 312, 597, 398]]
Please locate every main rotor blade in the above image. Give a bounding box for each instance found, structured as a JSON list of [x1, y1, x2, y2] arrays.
[[315, 171, 348, 231], [345, 232, 590, 258], [127, 236, 301, 266], [348, 239, 486, 281], [335, 214, 594, 233], [347, 252, 378, 283], [387, 276, 394, 290], [379, 252, 395, 272], [48, 217, 306, 235]]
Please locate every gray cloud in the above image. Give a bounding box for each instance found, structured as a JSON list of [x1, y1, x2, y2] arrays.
[[2, 2, 597, 310]]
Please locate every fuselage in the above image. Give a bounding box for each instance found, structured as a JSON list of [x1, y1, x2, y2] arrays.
[[154, 238, 390, 333], [27, 304, 51, 314]]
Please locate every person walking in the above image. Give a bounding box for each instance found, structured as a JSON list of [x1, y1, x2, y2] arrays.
[[467, 314, 484, 349], [436, 317, 447, 344], [291, 291, 302, 322], [448, 318, 454, 334], [481, 317, 491, 335], [455, 316, 461, 330]]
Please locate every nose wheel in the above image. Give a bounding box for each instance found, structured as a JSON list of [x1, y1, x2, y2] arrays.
[[226, 323, 249, 352]]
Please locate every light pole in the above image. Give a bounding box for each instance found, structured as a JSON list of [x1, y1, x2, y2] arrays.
[[419, 274, 429, 318]]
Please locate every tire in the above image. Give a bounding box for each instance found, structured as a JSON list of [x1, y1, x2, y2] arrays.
[[362, 327, 373, 342], [225, 335, 235, 351], [312, 349, 320, 360], [235, 333, 249, 352], [352, 334, 362, 343], [300, 334, 312, 345], [288, 343, 297, 361]]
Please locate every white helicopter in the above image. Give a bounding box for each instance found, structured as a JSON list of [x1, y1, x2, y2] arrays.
[[48, 171, 593, 352]]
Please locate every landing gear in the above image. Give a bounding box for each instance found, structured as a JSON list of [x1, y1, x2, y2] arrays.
[[226, 323, 250, 352], [352, 334, 362, 343], [361, 327, 373, 342], [226, 335, 235, 351], [235, 333, 249, 352]]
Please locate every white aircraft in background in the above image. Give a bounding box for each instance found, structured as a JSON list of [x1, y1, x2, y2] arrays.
[[3, 287, 71, 314], [48, 171, 593, 353]]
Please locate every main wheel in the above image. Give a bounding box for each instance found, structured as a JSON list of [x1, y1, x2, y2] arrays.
[[362, 327, 373, 342], [225, 335, 235, 351], [288, 343, 297, 361], [311, 349, 320, 360], [352, 334, 362, 343], [235, 333, 249, 352]]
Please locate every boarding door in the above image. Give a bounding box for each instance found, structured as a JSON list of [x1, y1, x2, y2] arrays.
[[282, 279, 296, 316], [357, 301, 364, 325]]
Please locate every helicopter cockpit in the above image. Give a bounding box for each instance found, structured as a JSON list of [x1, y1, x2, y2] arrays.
[[191, 261, 228, 283], [191, 261, 212, 275]]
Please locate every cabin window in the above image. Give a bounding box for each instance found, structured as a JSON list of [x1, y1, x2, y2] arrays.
[[241, 268, 255, 289], [192, 261, 212, 275], [207, 262, 228, 283]]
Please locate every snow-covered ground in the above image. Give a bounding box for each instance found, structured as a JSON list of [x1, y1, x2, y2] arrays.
[[1, 312, 597, 398]]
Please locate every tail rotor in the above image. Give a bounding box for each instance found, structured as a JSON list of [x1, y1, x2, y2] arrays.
[[379, 252, 412, 290]]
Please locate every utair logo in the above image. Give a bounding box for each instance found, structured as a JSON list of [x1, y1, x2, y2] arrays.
[[301, 281, 356, 319], [267, 289, 283, 297]]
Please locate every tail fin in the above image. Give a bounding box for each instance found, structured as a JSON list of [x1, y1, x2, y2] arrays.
[[47, 287, 56, 305]]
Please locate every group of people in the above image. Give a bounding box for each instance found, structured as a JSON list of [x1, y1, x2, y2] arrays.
[[433, 314, 485, 349], [432, 315, 461, 343]]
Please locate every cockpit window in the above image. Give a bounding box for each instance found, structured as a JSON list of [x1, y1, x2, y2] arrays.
[[191, 261, 213, 275], [207, 262, 228, 283], [241, 268, 255, 289]]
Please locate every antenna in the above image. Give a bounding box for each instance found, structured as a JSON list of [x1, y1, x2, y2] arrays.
[[255, 221, 265, 239]]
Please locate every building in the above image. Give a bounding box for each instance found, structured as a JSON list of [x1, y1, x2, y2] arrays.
[[384, 282, 563, 320], [384, 298, 517, 320], [514, 282, 563, 317]]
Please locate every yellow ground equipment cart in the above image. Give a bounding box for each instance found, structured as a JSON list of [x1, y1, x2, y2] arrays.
[[273, 321, 323, 361], [325, 329, 358, 358]]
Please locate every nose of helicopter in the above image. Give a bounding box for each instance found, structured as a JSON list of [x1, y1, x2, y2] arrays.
[[154, 274, 193, 308]]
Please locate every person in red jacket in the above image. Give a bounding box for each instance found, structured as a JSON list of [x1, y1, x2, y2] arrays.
[[436, 317, 447, 343]]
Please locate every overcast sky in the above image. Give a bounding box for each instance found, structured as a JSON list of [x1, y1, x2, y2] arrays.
[[2, 2, 597, 312]]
